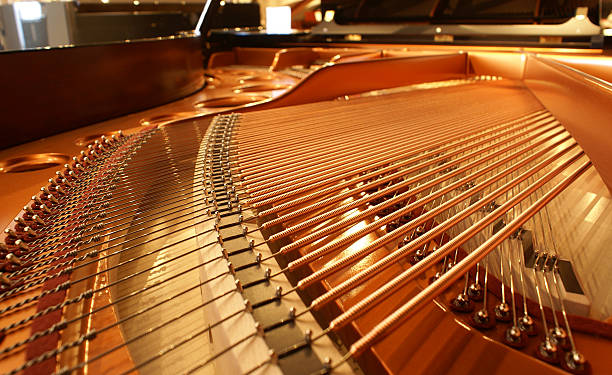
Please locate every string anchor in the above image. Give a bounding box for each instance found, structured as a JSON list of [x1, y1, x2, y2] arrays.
[[549, 326, 569, 350], [471, 308, 495, 330], [562, 350, 589, 374], [409, 245, 428, 265], [536, 337, 560, 364], [472, 308, 495, 330], [467, 281, 483, 301], [503, 326, 526, 348], [494, 302, 512, 322], [449, 293, 473, 313], [518, 314, 537, 336]]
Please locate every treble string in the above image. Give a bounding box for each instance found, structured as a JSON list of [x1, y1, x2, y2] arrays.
[[0, 211, 222, 302], [12, 199, 214, 281], [0, 247, 226, 356]]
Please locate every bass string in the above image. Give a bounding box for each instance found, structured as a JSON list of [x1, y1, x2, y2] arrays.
[[287, 130, 575, 294], [240, 110, 546, 200], [315, 147, 583, 330], [347, 159, 592, 357]]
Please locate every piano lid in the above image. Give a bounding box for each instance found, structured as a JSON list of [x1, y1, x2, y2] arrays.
[[309, 0, 607, 47], [321, 0, 601, 25]]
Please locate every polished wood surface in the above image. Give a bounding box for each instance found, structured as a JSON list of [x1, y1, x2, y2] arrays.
[[0, 35, 204, 150]]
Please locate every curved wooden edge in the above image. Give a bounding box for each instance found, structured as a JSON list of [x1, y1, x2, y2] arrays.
[[208, 47, 282, 68], [258, 53, 468, 109], [162, 52, 469, 130], [0, 36, 204, 150], [541, 55, 612, 83], [523, 55, 612, 193]]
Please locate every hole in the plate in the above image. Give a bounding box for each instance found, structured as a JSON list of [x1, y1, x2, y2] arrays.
[[140, 114, 181, 126], [0, 153, 70, 173]]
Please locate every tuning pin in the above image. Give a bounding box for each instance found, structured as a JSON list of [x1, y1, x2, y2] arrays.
[[96, 142, 106, 153], [40, 186, 58, 198], [38, 204, 52, 215], [76, 151, 88, 166], [32, 195, 44, 206], [23, 226, 39, 239], [22, 205, 36, 219], [322, 357, 332, 370], [73, 163, 85, 173], [0, 273, 12, 285], [15, 240, 31, 252], [503, 326, 526, 348], [536, 337, 560, 364], [68, 161, 84, 174], [14, 217, 28, 229], [52, 185, 66, 195], [494, 302, 512, 322], [63, 163, 74, 174], [6, 253, 23, 266], [398, 235, 410, 249], [471, 308, 495, 330], [43, 193, 59, 205], [33, 192, 57, 207], [255, 322, 264, 337], [304, 328, 312, 344], [87, 145, 98, 160], [4, 228, 18, 240], [0, 260, 19, 273], [0, 241, 27, 257], [67, 170, 78, 181], [449, 293, 474, 313], [0, 273, 17, 291], [55, 171, 74, 187], [409, 226, 424, 241]]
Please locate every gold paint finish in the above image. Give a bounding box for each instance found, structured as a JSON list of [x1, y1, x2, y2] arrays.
[[140, 114, 182, 126], [239, 74, 276, 82], [194, 95, 269, 108], [234, 83, 292, 93], [0, 153, 70, 173]]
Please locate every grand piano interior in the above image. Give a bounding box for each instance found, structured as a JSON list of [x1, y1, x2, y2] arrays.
[[1, 1, 612, 374]]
